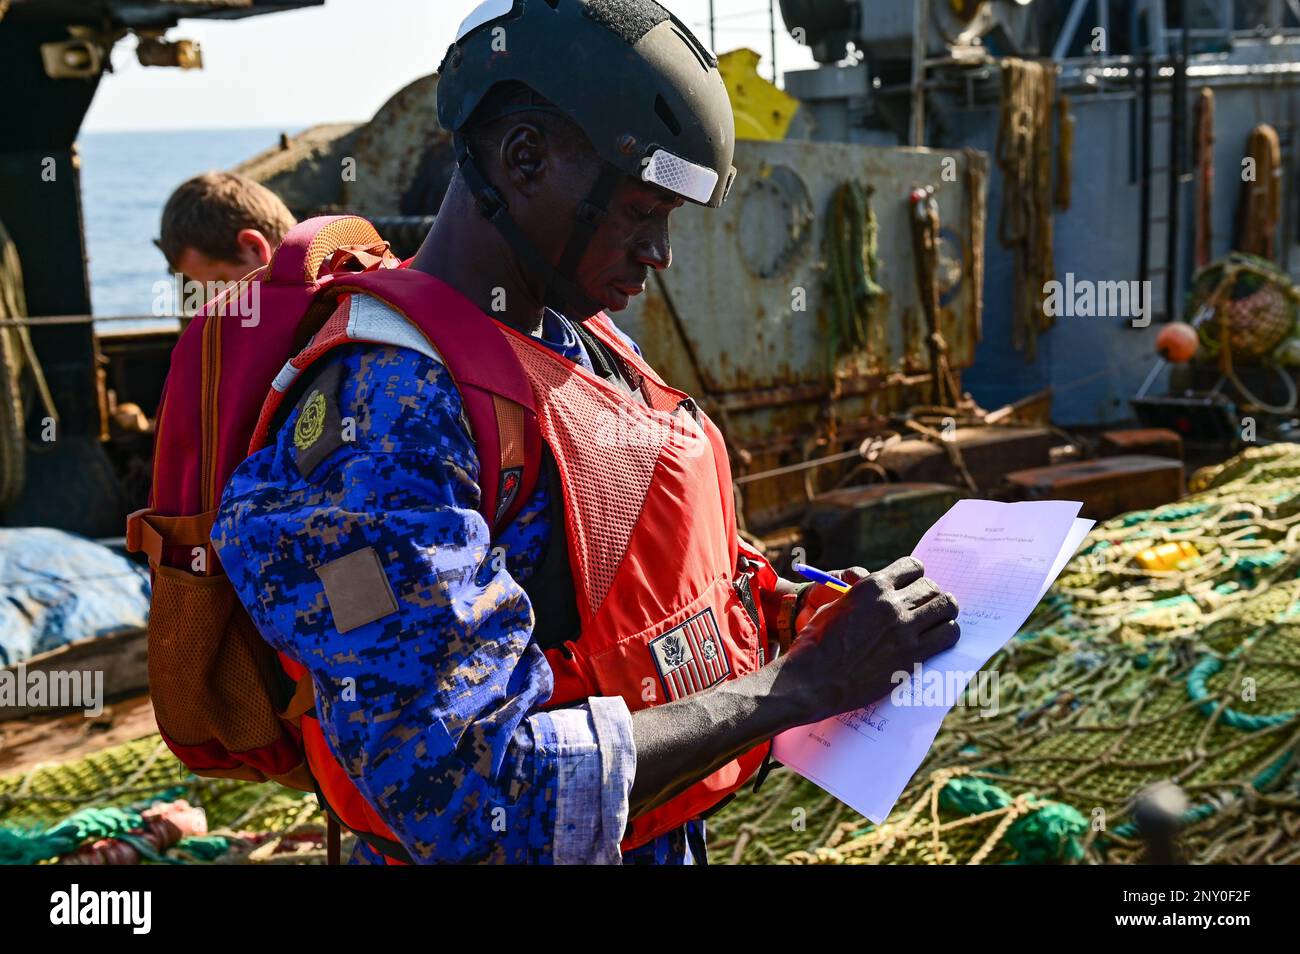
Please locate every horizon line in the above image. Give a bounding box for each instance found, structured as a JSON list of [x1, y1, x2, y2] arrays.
[[80, 121, 361, 136]]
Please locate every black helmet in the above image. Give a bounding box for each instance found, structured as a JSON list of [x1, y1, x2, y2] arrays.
[[436, 0, 738, 315]]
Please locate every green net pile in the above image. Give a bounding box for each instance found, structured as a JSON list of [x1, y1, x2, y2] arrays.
[[0, 736, 328, 864], [710, 443, 1300, 864]]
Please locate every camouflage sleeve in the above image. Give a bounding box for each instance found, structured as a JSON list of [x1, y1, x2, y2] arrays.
[[212, 341, 635, 864]]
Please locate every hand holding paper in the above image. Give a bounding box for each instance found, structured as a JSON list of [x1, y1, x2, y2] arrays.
[[773, 499, 1095, 824]]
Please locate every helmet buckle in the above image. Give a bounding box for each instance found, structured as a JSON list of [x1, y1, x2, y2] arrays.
[[475, 185, 508, 219]]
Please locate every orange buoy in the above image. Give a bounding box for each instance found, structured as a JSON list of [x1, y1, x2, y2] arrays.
[[1156, 322, 1200, 362]]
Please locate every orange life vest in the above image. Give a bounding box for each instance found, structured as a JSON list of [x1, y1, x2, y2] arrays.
[[254, 268, 770, 861]]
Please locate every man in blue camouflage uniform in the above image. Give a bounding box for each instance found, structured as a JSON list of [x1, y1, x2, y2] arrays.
[[215, 304, 701, 863], [212, 0, 960, 865]]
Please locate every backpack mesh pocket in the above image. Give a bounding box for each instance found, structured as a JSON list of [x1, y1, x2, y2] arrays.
[[148, 564, 291, 776]]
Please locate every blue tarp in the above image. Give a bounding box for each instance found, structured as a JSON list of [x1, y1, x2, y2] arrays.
[[0, 528, 150, 666]]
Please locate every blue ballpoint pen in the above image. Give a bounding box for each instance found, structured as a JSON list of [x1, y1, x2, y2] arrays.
[[791, 562, 852, 593]]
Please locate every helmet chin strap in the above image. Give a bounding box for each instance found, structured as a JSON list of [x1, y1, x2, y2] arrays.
[[453, 135, 623, 321]]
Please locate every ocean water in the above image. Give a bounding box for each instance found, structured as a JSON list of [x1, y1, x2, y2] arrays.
[[79, 128, 299, 319]]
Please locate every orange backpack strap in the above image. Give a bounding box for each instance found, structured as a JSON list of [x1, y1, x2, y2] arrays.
[[484, 391, 535, 532], [125, 508, 219, 569], [250, 270, 542, 537], [328, 269, 544, 535]]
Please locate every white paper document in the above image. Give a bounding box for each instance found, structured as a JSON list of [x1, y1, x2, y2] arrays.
[[773, 499, 1096, 823]]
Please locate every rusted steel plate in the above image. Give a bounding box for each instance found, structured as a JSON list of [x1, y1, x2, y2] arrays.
[[343, 73, 456, 218], [614, 139, 985, 529], [618, 138, 983, 396]]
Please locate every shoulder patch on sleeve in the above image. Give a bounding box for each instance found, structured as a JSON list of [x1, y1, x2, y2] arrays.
[[292, 358, 347, 480], [317, 546, 399, 634]]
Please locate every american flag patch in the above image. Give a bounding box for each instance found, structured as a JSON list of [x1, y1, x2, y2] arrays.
[[648, 608, 731, 702]]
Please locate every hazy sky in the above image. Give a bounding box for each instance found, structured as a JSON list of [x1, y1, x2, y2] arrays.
[[83, 0, 816, 132]]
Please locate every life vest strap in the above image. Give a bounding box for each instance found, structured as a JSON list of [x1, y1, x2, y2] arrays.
[[125, 507, 218, 569], [310, 768, 413, 865], [280, 673, 317, 724]]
